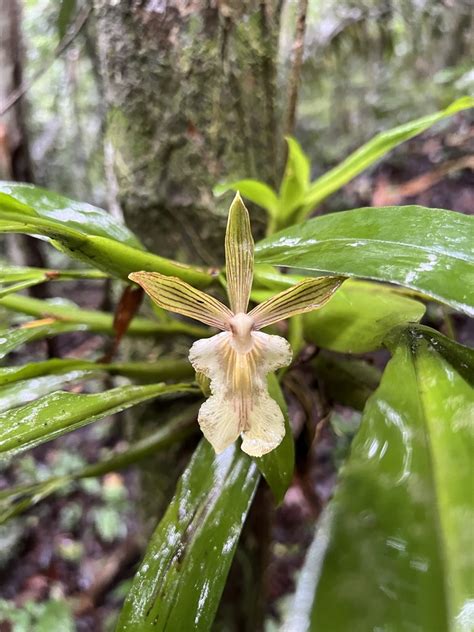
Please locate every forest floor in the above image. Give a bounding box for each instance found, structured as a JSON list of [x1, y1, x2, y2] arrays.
[[0, 128, 472, 632]]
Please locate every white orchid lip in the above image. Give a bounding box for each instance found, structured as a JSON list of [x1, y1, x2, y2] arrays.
[[129, 193, 345, 457]]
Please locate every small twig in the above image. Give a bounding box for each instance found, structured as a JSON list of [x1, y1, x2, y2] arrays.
[[284, 0, 309, 137], [0, 5, 92, 117], [372, 156, 474, 206]]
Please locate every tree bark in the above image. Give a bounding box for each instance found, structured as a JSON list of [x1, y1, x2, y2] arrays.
[[94, 0, 282, 263], [0, 0, 48, 273], [0, 0, 33, 182]]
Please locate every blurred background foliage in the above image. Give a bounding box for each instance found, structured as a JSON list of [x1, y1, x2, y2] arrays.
[[22, 0, 473, 208]]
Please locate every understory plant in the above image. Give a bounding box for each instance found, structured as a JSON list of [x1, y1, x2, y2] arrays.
[[0, 97, 472, 631]]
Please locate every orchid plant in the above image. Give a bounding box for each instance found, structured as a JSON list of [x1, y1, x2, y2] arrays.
[[130, 194, 343, 457], [0, 97, 472, 631]]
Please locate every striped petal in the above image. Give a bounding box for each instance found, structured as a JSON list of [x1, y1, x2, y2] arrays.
[[129, 271, 232, 330], [189, 331, 292, 456], [249, 276, 345, 329], [225, 193, 254, 314]]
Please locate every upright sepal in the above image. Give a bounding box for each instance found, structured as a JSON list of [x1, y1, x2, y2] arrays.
[[225, 193, 254, 314]]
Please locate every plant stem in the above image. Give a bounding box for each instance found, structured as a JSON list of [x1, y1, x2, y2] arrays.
[[0, 293, 210, 339]]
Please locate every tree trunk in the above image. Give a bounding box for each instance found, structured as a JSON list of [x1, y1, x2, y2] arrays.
[[0, 0, 47, 272], [94, 0, 282, 263], [0, 0, 33, 182]]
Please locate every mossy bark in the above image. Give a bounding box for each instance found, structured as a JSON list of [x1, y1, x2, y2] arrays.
[[94, 0, 282, 263]]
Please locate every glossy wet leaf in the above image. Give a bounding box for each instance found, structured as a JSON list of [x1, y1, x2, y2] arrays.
[[0, 369, 102, 413], [0, 322, 86, 360], [256, 205, 474, 315], [299, 96, 474, 217], [290, 328, 474, 631], [117, 440, 259, 631], [0, 294, 209, 339], [0, 187, 213, 286], [0, 358, 194, 387], [254, 374, 294, 503], [304, 279, 425, 352], [0, 382, 196, 457], [0, 182, 141, 247]]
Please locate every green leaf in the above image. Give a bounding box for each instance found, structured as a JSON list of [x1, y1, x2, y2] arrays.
[[278, 137, 311, 220], [0, 322, 85, 360], [255, 205, 474, 315], [0, 278, 46, 298], [300, 96, 474, 217], [288, 328, 474, 631], [0, 266, 107, 283], [0, 369, 102, 413], [0, 358, 194, 387], [0, 186, 213, 286], [214, 179, 279, 217], [117, 440, 259, 631], [0, 267, 106, 298], [57, 0, 76, 39], [0, 382, 197, 457], [304, 279, 425, 353], [0, 293, 209, 339], [254, 373, 294, 503], [253, 264, 306, 292], [0, 182, 140, 247]]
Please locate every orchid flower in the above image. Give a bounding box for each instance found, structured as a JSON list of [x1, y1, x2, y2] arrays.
[[129, 194, 344, 457]]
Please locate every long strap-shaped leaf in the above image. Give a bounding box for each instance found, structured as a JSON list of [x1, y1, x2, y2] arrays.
[[0, 187, 213, 286], [0, 266, 107, 283], [0, 294, 209, 338], [0, 322, 86, 360], [299, 96, 474, 218], [0, 266, 108, 298], [285, 327, 474, 632], [0, 182, 141, 246], [255, 205, 474, 315], [0, 382, 197, 457], [213, 98, 474, 230], [117, 440, 259, 632], [0, 358, 194, 387], [0, 369, 103, 413]]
